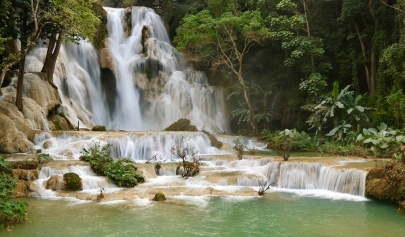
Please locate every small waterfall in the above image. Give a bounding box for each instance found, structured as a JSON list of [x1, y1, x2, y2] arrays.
[[277, 163, 367, 196]]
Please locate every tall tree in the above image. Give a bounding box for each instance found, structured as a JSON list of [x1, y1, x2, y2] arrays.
[[41, 0, 100, 84], [174, 2, 270, 134], [339, 0, 390, 95]]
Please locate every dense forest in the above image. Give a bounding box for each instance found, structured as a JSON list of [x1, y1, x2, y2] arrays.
[[1, 0, 405, 154]]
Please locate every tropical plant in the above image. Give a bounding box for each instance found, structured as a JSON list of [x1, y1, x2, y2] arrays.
[[357, 123, 405, 157]]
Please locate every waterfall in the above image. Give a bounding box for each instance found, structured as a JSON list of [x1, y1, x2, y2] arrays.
[[277, 163, 366, 196], [103, 7, 229, 132]]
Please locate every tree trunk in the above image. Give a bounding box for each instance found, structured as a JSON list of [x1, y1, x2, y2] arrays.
[[41, 32, 63, 84], [237, 74, 258, 134], [15, 53, 26, 111]]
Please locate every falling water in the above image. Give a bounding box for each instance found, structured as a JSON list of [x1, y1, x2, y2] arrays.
[[103, 7, 229, 132]]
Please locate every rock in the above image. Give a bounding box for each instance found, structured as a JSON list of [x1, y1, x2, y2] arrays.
[[0, 73, 62, 153], [63, 172, 83, 191], [14, 180, 30, 198], [13, 169, 38, 181], [46, 175, 63, 191], [152, 192, 166, 201], [99, 46, 115, 72], [366, 162, 405, 211], [164, 118, 198, 132]]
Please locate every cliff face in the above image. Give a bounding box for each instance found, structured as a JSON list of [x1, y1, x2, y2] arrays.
[[0, 73, 62, 153], [366, 162, 405, 212]]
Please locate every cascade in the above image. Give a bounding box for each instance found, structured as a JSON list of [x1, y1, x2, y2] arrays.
[[277, 163, 367, 196], [101, 7, 229, 132]]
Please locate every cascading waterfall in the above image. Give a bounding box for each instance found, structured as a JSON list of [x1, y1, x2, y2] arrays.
[[103, 7, 229, 132]]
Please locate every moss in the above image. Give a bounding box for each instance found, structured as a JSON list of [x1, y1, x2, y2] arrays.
[[53, 121, 62, 131], [92, 125, 107, 131], [63, 172, 82, 191], [164, 119, 198, 131], [152, 192, 166, 201]]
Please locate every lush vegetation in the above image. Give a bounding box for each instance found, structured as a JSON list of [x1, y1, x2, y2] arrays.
[[79, 143, 145, 187], [170, 0, 405, 157], [0, 156, 27, 229]]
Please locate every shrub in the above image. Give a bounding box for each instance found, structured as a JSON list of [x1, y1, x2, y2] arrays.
[[92, 125, 107, 131], [233, 137, 245, 160], [80, 144, 144, 187], [37, 153, 51, 164], [103, 159, 144, 187]]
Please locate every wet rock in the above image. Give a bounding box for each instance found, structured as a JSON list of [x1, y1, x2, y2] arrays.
[[46, 175, 63, 191], [14, 180, 30, 198], [63, 172, 83, 191], [366, 162, 405, 211], [152, 192, 166, 201], [13, 169, 38, 181]]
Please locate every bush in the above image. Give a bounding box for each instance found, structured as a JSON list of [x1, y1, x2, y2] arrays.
[[233, 137, 245, 160], [80, 144, 144, 187], [103, 159, 145, 187], [92, 125, 107, 131], [0, 156, 27, 229]]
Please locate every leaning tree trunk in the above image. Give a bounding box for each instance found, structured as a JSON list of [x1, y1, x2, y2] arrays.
[[41, 32, 63, 84]]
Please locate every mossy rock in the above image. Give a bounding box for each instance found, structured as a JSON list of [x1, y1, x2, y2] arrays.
[[203, 131, 223, 149], [63, 172, 83, 191], [92, 125, 107, 131], [367, 167, 385, 179], [152, 192, 166, 201], [164, 119, 197, 131]]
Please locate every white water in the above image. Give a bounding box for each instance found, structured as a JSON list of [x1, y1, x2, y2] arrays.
[[33, 132, 367, 200], [103, 7, 229, 132], [24, 7, 229, 133]]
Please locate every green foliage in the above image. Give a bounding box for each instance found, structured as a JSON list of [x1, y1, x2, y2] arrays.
[[0, 156, 27, 229], [92, 125, 107, 131], [36, 153, 51, 164], [80, 143, 144, 187], [317, 142, 369, 157], [357, 123, 405, 158], [265, 129, 299, 161], [103, 158, 144, 187], [306, 82, 372, 137]]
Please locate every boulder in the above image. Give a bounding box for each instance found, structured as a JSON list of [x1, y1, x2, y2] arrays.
[[63, 172, 83, 191], [45, 175, 63, 191]]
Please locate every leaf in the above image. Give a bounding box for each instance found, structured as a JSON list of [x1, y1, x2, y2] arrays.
[[335, 101, 344, 108], [355, 106, 364, 112], [326, 127, 339, 136]]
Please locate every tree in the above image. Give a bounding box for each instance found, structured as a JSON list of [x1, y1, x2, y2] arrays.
[[41, 0, 100, 84], [174, 2, 270, 134], [339, 0, 391, 95], [14, 0, 48, 110], [267, 0, 330, 98]]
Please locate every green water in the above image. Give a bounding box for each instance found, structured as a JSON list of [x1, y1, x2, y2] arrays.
[[2, 193, 404, 237]]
